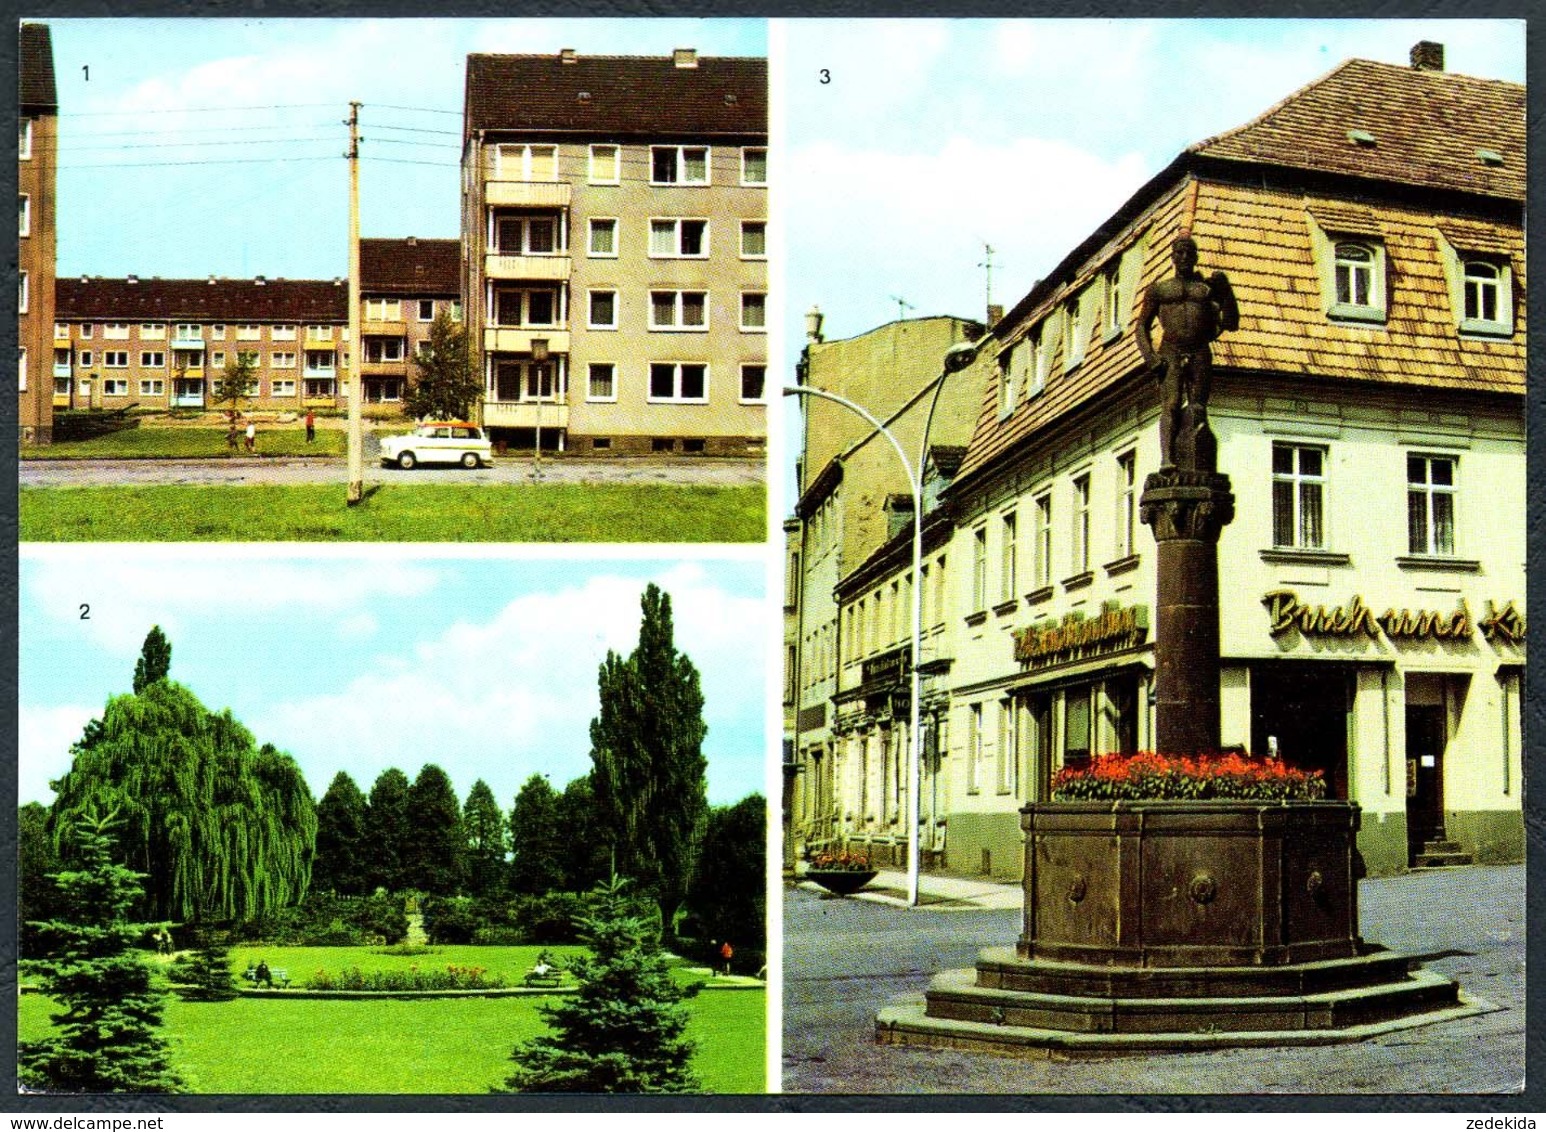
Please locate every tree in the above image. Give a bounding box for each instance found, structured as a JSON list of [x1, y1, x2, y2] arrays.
[[405, 764, 465, 895], [685, 794, 766, 955], [364, 768, 413, 893], [508, 774, 565, 896], [589, 584, 708, 937], [131, 625, 172, 693], [555, 776, 612, 893], [19, 801, 60, 958], [312, 771, 371, 895], [20, 807, 184, 1093], [50, 670, 316, 925], [180, 926, 238, 1001], [212, 350, 257, 423], [405, 309, 480, 421], [463, 779, 507, 899], [500, 876, 698, 1094]]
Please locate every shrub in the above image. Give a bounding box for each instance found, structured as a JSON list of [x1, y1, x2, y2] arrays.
[[420, 896, 480, 945], [510, 892, 590, 944], [1051, 751, 1328, 802], [230, 892, 407, 946], [302, 964, 505, 992]]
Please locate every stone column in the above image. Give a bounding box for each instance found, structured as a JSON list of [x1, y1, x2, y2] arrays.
[[1139, 467, 1234, 754]]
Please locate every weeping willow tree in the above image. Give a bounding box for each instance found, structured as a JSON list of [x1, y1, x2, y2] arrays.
[[50, 679, 317, 925]]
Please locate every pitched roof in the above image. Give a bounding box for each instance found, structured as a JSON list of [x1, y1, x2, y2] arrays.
[[464, 52, 766, 138], [19, 24, 57, 114], [1193, 58, 1524, 203], [360, 237, 460, 296], [56, 278, 348, 323]]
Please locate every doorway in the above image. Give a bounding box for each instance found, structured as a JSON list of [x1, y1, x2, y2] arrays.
[[1250, 663, 1352, 799], [1405, 704, 1446, 864]]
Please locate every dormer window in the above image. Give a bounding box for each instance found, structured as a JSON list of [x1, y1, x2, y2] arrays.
[[1463, 261, 1500, 323], [1333, 242, 1374, 308], [1436, 225, 1515, 339], [1306, 210, 1387, 324]]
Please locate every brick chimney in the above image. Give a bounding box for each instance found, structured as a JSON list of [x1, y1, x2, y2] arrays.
[[673, 47, 698, 69], [559, 48, 576, 64], [987, 303, 1004, 327], [1410, 41, 1444, 71]]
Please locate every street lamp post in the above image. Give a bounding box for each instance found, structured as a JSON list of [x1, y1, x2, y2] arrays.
[[530, 337, 549, 481]]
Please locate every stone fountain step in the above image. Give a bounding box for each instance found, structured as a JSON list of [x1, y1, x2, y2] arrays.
[[1413, 849, 1474, 869]]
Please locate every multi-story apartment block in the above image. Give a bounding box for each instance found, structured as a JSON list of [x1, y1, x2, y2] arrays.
[[19, 23, 58, 445], [359, 237, 462, 412], [53, 277, 349, 413], [460, 48, 767, 455], [786, 43, 1525, 881]]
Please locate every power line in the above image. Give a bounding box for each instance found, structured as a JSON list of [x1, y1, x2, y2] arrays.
[[59, 155, 342, 170], [367, 122, 462, 137], [370, 102, 461, 117], [60, 102, 340, 117]]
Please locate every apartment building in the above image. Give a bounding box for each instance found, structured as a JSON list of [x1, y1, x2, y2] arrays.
[[787, 43, 1525, 880], [53, 277, 349, 413], [359, 237, 462, 412], [19, 23, 58, 445], [460, 48, 767, 455]]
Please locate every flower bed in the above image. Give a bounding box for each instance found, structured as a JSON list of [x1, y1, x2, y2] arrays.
[[304, 963, 505, 992], [808, 851, 873, 872], [1051, 750, 1326, 802]]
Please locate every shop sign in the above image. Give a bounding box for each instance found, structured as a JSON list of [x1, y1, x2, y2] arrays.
[[861, 645, 910, 686], [1014, 603, 1147, 668], [1261, 589, 1522, 643]]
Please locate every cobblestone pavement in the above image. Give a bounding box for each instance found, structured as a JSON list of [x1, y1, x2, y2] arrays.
[[20, 453, 766, 488], [782, 865, 1525, 1097]]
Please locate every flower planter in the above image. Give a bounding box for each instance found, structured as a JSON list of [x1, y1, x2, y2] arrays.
[[1019, 800, 1361, 967], [806, 869, 878, 896]]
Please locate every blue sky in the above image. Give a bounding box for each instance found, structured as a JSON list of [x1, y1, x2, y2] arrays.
[[19, 550, 769, 811], [47, 18, 767, 279]]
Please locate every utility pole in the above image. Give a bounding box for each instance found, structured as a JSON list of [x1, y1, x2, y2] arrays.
[[890, 295, 915, 323], [345, 100, 364, 505], [979, 242, 996, 315]]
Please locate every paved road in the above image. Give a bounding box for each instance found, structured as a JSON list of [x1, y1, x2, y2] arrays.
[[20, 454, 766, 488], [783, 865, 1526, 1096]]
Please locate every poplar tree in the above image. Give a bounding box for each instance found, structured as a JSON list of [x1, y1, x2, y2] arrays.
[[20, 807, 184, 1094], [313, 771, 371, 895], [463, 779, 507, 899], [588, 584, 708, 937]]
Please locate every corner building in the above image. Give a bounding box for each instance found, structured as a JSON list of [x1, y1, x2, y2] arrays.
[[461, 48, 768, 456], [19, 23, 58, 444]]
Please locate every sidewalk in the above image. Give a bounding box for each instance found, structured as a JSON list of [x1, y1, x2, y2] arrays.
[[793, 868, 1022, 910]]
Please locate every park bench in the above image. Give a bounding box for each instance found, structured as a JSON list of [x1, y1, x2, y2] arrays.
[[523, 968, 563, 988], [241, 967, 291, 989]]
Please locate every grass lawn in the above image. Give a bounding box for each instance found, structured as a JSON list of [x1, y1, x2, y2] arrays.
[[19, 483, 766, 542], [220, 943, 589, 986], [20, 428, 346, 460]]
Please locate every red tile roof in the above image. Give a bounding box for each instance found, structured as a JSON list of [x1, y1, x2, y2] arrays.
[[464, 52, 766, 138], [360, 237, 460, 296], [19, 24, 57, 114], [56, 277, 348, 322]]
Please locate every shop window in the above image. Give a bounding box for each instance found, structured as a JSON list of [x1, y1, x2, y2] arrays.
[[1063, 689, 1091, 767], [1272, 443, 1326, 549], [1407, 454, 1456, 556]]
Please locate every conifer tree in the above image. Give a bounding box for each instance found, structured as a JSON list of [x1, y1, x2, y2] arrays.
[[20, 807, 184, 1094], [405, 309, 480, 421], [181, 926, 238, 1001], [508, 774, 565, 896], [500, 876, 698, 1094], [313, 771, 371, 895], [463, 779, 507, 899], [405, 764, 465, 895], [131, 626, 172, 694], [364, 768, 413, 893]]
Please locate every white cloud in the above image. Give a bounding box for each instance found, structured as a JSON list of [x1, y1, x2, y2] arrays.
[[19, 704, 97, 805]]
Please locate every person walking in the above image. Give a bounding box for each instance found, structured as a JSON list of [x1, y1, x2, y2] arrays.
[[245, 420, 257, 453], [305, 410, 315, 443], [719, 939, 734, 977]]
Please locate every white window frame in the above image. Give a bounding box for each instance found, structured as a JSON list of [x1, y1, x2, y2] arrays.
[[739, 291, 767, 332], [587, 217, 619, 259], [495, 143, 558, 182], [967, 703, 984, 794], [417, 299, 435, 322], [740, 219, 767, 260], [138, 378, 165, 396], [17, 347, 25, 391], [739, 363, 767, 404], [18, 270, 27, 315], [19, 193, 29, 238], [586, 361, 617, 403], [80, 323, 95, 339], [18, 119, 31, 161], [494, 213, 561, 257], [649, 290, 709, 331], [1103, 264, 1123, 340], [588, 144, 621, 185], [102, 377, 129, 397], [211, 351, 226, 368], [998, 699, 1018, 795], [1115, 449, 1137, 560], [493, 287, 561, 329], [1271, 443, 1327, 550], [971, 524, 988, 611], [587, 289, 618, 330], [306, 325, 334, 341], [362, 339, 404, 364], [77, 350, 93, 367], [1407, 454, 1458, 557], [1459, 257, 1513, 336], [741, 146, 768, 186], [364, 299, 400, 321], [1000, 510, 1018, 602], [271, 378, 297, 397], [210, 324, 226, 340], [647, 361, 709, 404], [1033, 491, 1053, 588], [140, 323, 166, 340], [648, 218, 709, 259], [1062, 298, 1084, 371], [236, 324, 262, 341], [139, 351, 166, 369], [1309, 220, 1388, 324], [1072, 474, 1091, 574], [271, 351, 297, 369], [304, 349, 337, 375], [649, 145, 710, 186], [103, 351, 129, 368], [173, 323, 203, 341]]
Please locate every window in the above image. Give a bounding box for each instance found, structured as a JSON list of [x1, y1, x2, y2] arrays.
[[1116, 451, 1137, 559], [1271, 444, 1325, 549], [80, 323, 94, 339], [740, 220, 767, 259], [589, 144, 620, 184], [997, 701, 1017, 795], [1104, 265, 1123, 338], [1408, 455, 1456, 557], [77, 350, 92, 367], [104, 351, 130, 368], [271, 352, 297, 369], [972, 525, 988, 611], [649, 290, 708, 330], [140, 352, 165, 368], [1455, 258, 1513, 336], [495, 214, 558, 255], [18, 119, 31, 160], [304, 378, 335, 398], [363, 339, 403, 364], [18, 270, 27, 314], [174, 323, 202, 340], [649, 218, 708, 258], [1313, 229, 1387, 322], [307, 325, 334, 341], [1000, 512, 1017, 602], [1063, 298, 1084, 370], [271, 378, 297, 397], [587, 362, 616, 402], [740, 292, 767, 331], [741, 146, 767, 185], [935, 555, 948, 625], [1029, 329, 1046, 396], [495, 144, 557, 181], [588, 218, 618, 258], [139, 378, 165, 396], [17, 347, 25, 391], [1034, 492, 1053, 587], [19, 193, 29, 237], [648, 362, 707, 402], [268, 324, 295, 341], [451, 301, 462, 323], [1072, 474, 1091, 573], [210, 324, 226, 340], [739, 363, 766, 403], [1064, 689, 1092, 767], [103, 377, 129, 396], [53, 347, 70, 372], [650, 145, 709, 185], [587, 290, 617, 329], [140, 323, 165, 340], [364, 299, 400, 321], [967, 703, 984, 793], [237, 325, 262, 341], [304, 350, 336, 374], [494, 288, 559, 328], [211, 351, 226, 368], [1334, 242, 1373, 307], [417, 299, 434, 322]]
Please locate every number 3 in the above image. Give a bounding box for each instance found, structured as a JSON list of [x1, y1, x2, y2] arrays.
[[819, 69, 831, 84]]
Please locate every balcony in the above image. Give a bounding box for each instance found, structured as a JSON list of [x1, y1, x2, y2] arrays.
[[485, 254, 571, 282], [485, 180, 571, 209], [52, 363, 72, 378], [483, 401, 570, 430], [303, 365, 337, 379], [361, 358, 407, 375], [483, 328, 570, 355], [361, 318, 406, 336]]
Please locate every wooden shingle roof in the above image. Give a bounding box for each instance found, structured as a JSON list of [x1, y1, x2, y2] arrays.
[[56, 278, 349, 323], [360, 238, 460, 296], [465, 52, 766, 139], [19, 24, 57, 114]]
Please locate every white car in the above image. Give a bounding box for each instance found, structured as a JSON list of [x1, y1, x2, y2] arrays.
[[379, 422, 494, 470]]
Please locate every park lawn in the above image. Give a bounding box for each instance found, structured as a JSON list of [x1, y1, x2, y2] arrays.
[[20, 427, 346, 460], [217, 944, 590, 987], [19, 483, 766, 542], [18, 986, 766, 1094]]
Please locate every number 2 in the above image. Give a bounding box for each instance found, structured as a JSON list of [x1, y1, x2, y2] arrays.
[[79, 603, 90, 619]]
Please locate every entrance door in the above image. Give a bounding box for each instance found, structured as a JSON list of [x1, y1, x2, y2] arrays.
[[1250, 664, 1351, 799], [1405, 705, 1446, 863]]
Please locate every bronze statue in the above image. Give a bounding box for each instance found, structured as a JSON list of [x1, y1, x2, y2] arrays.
[[1135, 232, 1238, 471]]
